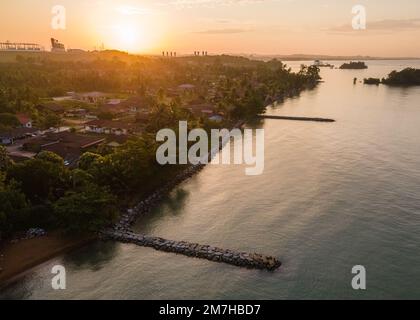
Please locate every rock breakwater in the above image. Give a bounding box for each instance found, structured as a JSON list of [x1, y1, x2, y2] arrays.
[[101, 230, 281, 271]]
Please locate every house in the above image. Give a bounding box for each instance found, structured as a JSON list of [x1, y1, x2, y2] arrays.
[[75, 92, 108, 104], [184, 101, 216, 117], [208, 114, 224, 123], [84, 120, 137, 135], [99, 103, 127, 116], [119, 96, 147, 113], [16, 113, 32, 128], [107, 99, 122, 105], [23, 132, 106, 167], [177, 84, 196, 91], [85, 113, 99, 120], [65, 108, 87, 118], [0, 127, 40, 145], [52, 96, 74, 102], [100, 96, 151, 115]]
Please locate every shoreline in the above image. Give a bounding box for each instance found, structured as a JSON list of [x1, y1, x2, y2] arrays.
[[0, 120, 246, 289], [0, 232, 94, 290]]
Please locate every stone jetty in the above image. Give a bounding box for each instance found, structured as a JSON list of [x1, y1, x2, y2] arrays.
[[102, 120, 281, 271], [258, 115, 335, 122], [101, 230, 281, 271]]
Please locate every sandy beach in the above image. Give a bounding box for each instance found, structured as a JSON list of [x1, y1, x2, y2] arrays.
[[0, 232, 93, 288]]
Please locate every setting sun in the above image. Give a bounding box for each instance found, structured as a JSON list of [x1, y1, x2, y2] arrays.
[[85, 4, 165, 53], [113, 23, 143, 52]]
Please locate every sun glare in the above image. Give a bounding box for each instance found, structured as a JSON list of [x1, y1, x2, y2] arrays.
[[118, 25, 138, 45], [90, 5, 166, 53], [107, 20, 161, 53]]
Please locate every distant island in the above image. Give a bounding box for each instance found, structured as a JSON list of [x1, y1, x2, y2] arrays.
[[382, 68, 420, 86], [364, 78, 381, 85], [362, 68, 420, 86], [244, 54, 420, 62], [340, 61, 368, 70]]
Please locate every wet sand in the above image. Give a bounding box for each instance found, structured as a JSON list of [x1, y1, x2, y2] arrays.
[[0, 232, 93, 288]]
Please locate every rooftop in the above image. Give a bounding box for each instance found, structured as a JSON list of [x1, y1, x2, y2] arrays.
[[85, 119, 137, 130], [23, 132, 106, 168], [178, 84, 196, 90], [26, 132, 106, 149], [0, 127, 38, 139], [79, 91, 108, 98], [16, 113, 32, 125]]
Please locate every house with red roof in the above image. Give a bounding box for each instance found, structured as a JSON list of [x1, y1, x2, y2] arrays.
[[16, 113, 33, 128]]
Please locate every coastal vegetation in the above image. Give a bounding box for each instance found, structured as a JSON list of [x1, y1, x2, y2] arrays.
[[0, 52, 320, 240], [382, 68, 420, 86], [340, 61, 368, 69], [361, 69, 420, 86]]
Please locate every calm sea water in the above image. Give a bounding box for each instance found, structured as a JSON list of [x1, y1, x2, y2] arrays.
[[2, 60, 420, 299]]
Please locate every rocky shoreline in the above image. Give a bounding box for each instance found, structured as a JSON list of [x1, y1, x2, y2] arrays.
[[101, 120, 282, 271], [113, 120, 245, 231], [113, 162, 207, 232]]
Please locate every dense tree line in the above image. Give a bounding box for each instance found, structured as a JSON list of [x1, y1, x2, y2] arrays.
[[0, 134, 187, 239], [382, 68, 420, 86]]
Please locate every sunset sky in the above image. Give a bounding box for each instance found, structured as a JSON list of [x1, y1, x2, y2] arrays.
[[1, 0, 420, 56]]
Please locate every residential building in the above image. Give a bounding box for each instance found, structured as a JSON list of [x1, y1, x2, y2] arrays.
[[84, 120, 137, 135], [101, 96, 151, 115], [177, 84, 196, 91], [0, 127, 40, 145], [23, 132, 106, 167], [208, 114, 224, 123], [65, 109, 87, 118], [16, 113, 33, 128], [75, 92, 108, 104]]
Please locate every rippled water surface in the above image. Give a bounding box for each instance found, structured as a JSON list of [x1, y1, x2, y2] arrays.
[[2, 60, 420, 299]]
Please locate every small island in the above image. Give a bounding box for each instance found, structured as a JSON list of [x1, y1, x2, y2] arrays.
[[364, 78, 381, 85], [382, 68, 420, 86], [340, 61, 368, 69]]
